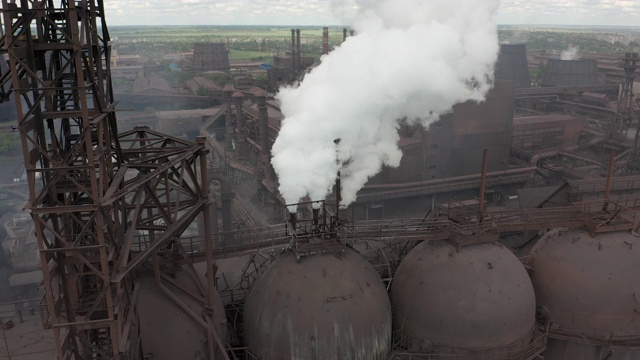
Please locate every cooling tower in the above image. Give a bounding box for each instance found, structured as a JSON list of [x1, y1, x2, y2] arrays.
[[495, 44, 531, 88], [391, 240, 537, 358], [530, 228, 640, 360], [243, 249, 392, 360], [541, 58, 599, 86]]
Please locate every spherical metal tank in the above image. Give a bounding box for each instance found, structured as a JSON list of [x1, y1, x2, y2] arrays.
[[243, 249, 392, 360], [530, 228, 640, 359], [391, 240, 536, 355], [137, 266, 227, 360]]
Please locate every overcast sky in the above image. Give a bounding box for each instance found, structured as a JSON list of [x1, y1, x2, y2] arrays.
[[104, 0, 640, 27]]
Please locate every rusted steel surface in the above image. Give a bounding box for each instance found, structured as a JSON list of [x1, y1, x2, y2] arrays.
[[0, 3, 219, 358], [391, 241, 537, 357], [389, 327, 547, 359], [243, 249, 392, 360], [530, 228, 640, 352]]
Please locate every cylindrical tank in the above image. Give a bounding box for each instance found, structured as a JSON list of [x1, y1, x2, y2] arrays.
[[391, 240, 536, 357], [530, 228, 640, 359], [542, 58, 599, 86], [495, 44, 531, 88], [137, 266, 227, 360], [243, 249, 392, 360]]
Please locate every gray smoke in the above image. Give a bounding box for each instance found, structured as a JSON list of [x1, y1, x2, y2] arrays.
[[272, 0, 501, 210], [561, 45, 580, 60]]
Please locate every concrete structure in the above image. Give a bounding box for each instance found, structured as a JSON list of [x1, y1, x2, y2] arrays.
[[132, 76, 172, 95], [542, 59, 600, 86], [192, 43, 230, 71], [496, 44, 531, 88], [512, 114, 585, 151], [157, 108, 222, 138], [186, 76, 223, 98]]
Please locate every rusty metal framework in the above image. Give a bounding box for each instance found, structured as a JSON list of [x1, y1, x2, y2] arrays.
[[0, 1, 220, 359]]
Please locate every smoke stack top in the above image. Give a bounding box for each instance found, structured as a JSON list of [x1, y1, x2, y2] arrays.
[[272, 0, 501, 211]]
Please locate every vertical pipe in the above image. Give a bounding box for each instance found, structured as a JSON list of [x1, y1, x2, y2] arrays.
[[603, 151, 615, 211], [257, 91, 269, 158], [197, 137, 216, 316], [478, 149, 488, 220], [233, 92, 244, 132], [322, 27, 329, 55], [290, 29, 296, 77], [223, 85, 234, 149], [336, 171, 341, 224], [296, 29, 301, 74]]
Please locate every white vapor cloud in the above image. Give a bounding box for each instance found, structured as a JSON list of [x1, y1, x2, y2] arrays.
[[271, 0, 501, 209]]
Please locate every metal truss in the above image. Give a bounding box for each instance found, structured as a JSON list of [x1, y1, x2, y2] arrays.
[[0, 1, 219, 359]]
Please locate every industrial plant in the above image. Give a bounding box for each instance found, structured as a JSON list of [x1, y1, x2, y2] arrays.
[[2, 1, 640, 360]]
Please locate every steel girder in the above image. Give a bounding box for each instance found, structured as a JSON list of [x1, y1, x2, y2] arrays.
[[0, 1, 217, 359]]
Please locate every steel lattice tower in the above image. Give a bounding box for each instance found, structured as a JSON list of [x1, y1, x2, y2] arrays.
[[0, 1, 221, 359]]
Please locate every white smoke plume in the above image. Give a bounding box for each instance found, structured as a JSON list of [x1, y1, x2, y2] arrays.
[[561, 45, 580, 60], [271, 0, 501, 210]]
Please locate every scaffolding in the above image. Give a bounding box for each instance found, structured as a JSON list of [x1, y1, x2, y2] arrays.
[[0, 2, 221, 359]]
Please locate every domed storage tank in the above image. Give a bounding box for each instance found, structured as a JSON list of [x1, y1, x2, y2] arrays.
[[541, 58, 599, 86], [495, 44, 531, 88], [391, 240, 537, 357], [243, 249, 392, 360], [529, 228, 640, 359], [137, 266, 227, 360]]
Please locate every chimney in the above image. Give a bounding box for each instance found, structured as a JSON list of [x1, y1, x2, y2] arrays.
[[343, 28, 347, 42], [223, 84, 234, 148], [291, 29, 296, 77], [296, 29, 301, 74], [257, 91, 270, 163], [322, 27, 329, 55]]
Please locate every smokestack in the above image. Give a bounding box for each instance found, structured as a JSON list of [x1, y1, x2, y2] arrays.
[[323, 27, 329, 55], [291, 29, 296, 77], [257, 91, 270, 164], [223, 84, 234, 148], [296, 29, 301, 75]]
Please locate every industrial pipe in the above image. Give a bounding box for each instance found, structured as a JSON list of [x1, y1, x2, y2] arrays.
[[322, 27, 329, 55], [363, 166, 539, 191], [291, 29, 296, 76], [210, 171, 233, 234], [603, 151, 615, 211], [478, 149, 488, 218], [296, 29, 301, 74]]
